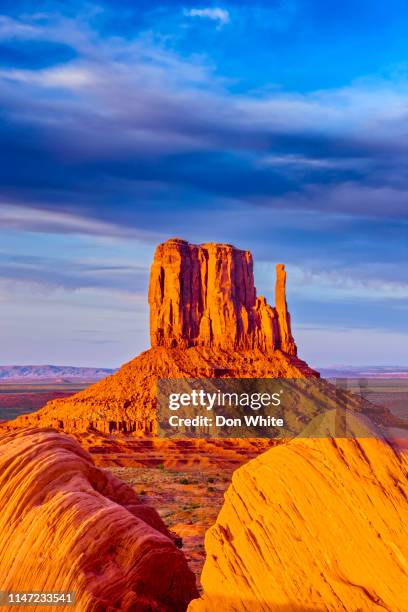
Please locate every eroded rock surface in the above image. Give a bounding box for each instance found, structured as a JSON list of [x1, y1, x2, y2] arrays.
[[189, 424, 408, 611], [13, 346, 316, 434], [149, 239, 296, 353], [0, 428, 198, 611]]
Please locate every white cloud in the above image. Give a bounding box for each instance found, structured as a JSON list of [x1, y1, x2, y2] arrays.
[[0, 15, 39, 39], [0, 203, 160, 240], [184, 7, 230, 25], [279, 263, 408, 301], [0, 65, 97, 89], [259, 154, 369, 171]]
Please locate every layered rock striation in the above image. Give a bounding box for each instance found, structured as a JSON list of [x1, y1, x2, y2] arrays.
[[0, 428, 198, 611], [11, 238, 312, 435], [149, 239, 296, 354], [189, 417, 408, 611]]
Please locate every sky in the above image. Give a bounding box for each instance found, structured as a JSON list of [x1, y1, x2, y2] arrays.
[[0, 0, 407, 368]]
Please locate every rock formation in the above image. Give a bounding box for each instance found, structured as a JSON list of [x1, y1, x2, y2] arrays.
[[0, 428, 198, 610], [11, 238, 313, 435], [275, 263, 296, 355], [149, 239, 296, 354], [189, 417, 408, 611]]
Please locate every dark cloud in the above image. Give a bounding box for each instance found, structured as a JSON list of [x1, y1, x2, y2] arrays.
[[0, 8, 408, 229]]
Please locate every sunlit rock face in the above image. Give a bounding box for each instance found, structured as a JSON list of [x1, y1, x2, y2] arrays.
[[0, 428, 198, 611], [189, 423, 408, 612], [149, 239, 296, 354]]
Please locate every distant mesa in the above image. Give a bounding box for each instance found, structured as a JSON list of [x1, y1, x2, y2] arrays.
[[12, 238, 316, 434], [0, 428, 198, 610], [0, 365, 116, 383], [318, 365, 408, 379]]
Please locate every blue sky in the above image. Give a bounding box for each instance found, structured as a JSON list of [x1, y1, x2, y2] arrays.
[[0, 1, 407, 367]]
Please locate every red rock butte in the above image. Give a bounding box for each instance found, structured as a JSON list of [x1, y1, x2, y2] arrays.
[[13, 238, 316, 435], [149, 239, 297, 354]]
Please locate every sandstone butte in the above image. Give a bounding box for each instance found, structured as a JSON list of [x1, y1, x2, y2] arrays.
[[188, 416, 408, 611], [12, 238, 317, 434], [0, 428, 198, 611]]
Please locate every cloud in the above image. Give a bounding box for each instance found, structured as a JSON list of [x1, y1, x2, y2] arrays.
[[0, 204, 163, 240], [259, 154, 370, 171], [0, 15, 39, 40], [0, 2, 406, 366], [0, 7, 408, 243], [262, 182, 408, 218], [184, 7, 230, 25], [0, 251, 149, 294], [287, 264, 408, 301], [254, 257, 408, 306], [0, 65, 96, 88]]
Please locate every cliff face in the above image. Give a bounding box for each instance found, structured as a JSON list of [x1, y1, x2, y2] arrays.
[[189, 420, 408, 611], [149, 239, 296, 354], [10, 238, 312, 434], [0, 428, 198, 611]]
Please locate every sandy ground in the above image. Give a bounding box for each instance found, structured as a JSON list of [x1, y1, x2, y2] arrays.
[[109, 464, 232, 590]]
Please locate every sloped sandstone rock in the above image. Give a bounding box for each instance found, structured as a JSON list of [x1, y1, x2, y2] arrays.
[[189, 422, 408, 611], [13, 346, 316, 434], [0, 428, 198, 611]]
